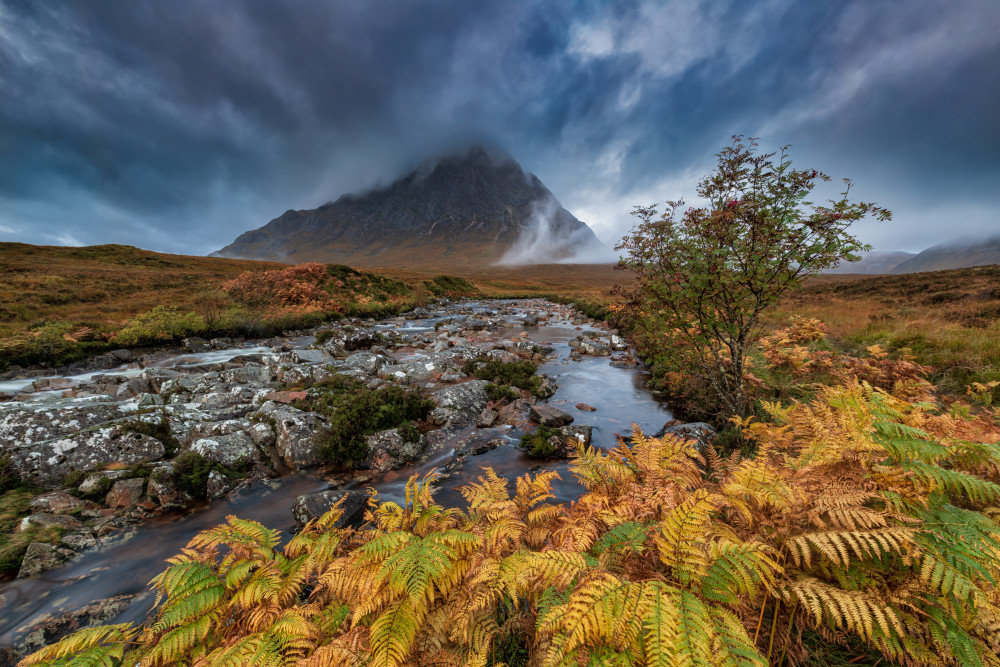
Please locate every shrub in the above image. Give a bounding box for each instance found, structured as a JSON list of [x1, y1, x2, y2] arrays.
[[424, 274, 479, 297], [172, 451, 251, 499], [464, 359, 541, 395], [295, 376, 435, 467], [0, 455, 24, 493], [111, 306, 206, 346], [519, 425, 561, 457], [119, 416, 181, 457]]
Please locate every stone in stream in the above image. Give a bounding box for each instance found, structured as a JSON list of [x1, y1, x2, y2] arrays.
[[529, 404, 574, 428], [17, 543, 74, 578], [576, 403, 597, 412], [183, 337, 212, 353], [365, 428, 426, 471], [292, 489, 368, 529], [497, 398, 533, 427], [431, 380, 491, 429], [577, 338, 612, 356], [256, 402, 330, 470], [476, 408, 498, 428]]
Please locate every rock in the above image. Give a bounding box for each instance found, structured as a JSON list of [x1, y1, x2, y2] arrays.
[[484, 349, 520, 365], [24, 513, 84, 531], [206, 470, 231, 499], [476, 408, 498, 428], [190, 432, 260, 467], [463, 317, 489, 330], [183, 337, 211, 353], [609, 335, 628, 351], [365, 428, 426, 471], [108, 349, 136, 362], [577, 338, 611, 356], [247, 422, 276, 448], [106, 478, 146, 508], [529, 404, 574, 427], [536, 376, 557, 399], [148, 465, 192, 507], [522, 314, 539, 326], [343, 351, 389, 375], [655, 421, 717, 450], [431, 380, 491, 428], [59, 531, 98, 551], [79, 470, 127, 495], [29, 490, 90, 515], [558, 425, 593, 448], [576, 403, 597, 412], [497, 398, 533, 427], [343, 329, 379, 351], [292, 489, 367, 529], [321, 341, 351, 359], [264, 390, 307, 404], [258, 404, 330, 469], [17, 543, 69, 578], [290, 349, 333, 364]]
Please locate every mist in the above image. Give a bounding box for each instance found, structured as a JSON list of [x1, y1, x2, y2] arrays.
[[496, 197, 618, 266]]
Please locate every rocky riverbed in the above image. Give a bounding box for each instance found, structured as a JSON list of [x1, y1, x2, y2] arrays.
[[0, 298, 709, 661]]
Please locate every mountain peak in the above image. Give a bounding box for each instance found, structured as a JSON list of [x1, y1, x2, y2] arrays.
[[214, 147, 612, 269]]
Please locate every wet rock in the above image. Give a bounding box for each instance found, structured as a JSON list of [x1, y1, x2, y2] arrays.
[[522, 314, 539, 326], [463, 317, 489, 330], [655, 421, 717, 450], [497, 398, 533, 427], [365, 428, 426, 471], [257, 403, 330, 469], [206, 470, 231, 499], [609, 355, 639, 368], [577, 338, 611, 356], [29, 490, 91, 514], [476, 408, 498, 428], [147, 465, 192, 507], [529, 404, 574, 427], [289, 349, 334, 364], [536, 376, 557, 399], [190, 432, 260, 467], [108, 348, 136, 362], [59, 531, 98, 551], [558, 425, 593, 448], [17, 542, 71, 578], [320, 341, 351, 359], [431, 380, 491, 428], [106, 478, 146, 508], [18, 593, 138, 657], [292, 489, 367, 529], [576, 403, 597, 412], [79, 470, 127, 495], [609, 334, 628, 351], [183, 337, 212, 353]]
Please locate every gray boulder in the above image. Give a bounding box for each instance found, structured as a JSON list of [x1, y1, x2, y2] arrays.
[[365, 428, 426, 471], [655, 421, 717, 450], [431, 380, 491, 428], [18, 543, 73, 578], [190, 432, 259, 467], [529, 404, 574, 428], [343, 351, 389, 375], [257, 404, 330, 469]]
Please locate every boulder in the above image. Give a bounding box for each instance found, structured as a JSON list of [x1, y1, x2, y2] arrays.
[[365, 428, 426, 471], [190, 432, 259, 468], [576, 403, 597, 412], [558, 425, 593, 448], [108, 349, 136, 362], [106, 478, 145, 508], [497, 398, 533, 427], [577, 338, 611, 356], [343, 351, 389, 375], [655, 421, 717, 450], [292, 489, 368, 529], [529, 404, 574, 428], [431, 380, 491, 428], [258, 404, 330, 469], [206, 470, 231, 499], [183, 337, 212, 353], [476, 409, 498, 428], [79, 470, 128, 495], [147, 465, 192, 507], [17, 543, 71, 578], [29, 490, 90, 515], [24, 513, 84, 531]]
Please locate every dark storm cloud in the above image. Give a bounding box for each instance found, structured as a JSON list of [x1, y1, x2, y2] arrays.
[[1, 0, 997, 254]]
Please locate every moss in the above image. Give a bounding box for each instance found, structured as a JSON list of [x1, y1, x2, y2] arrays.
[[485, 383, 520, 403], [519, 425, 561, 458], [0, 488, 60, 574], [119, 415, 181, 457], [295, 376, 435, 468]]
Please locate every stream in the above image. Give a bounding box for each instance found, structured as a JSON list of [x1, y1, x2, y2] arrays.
[[0, 299, 672, 651]]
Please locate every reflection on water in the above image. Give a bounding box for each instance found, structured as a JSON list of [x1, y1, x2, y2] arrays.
[[0, 299, 672, 645]]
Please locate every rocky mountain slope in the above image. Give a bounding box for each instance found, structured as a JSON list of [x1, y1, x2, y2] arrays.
[[213, 146, 611, 269], [890, 237, 1000, 274]]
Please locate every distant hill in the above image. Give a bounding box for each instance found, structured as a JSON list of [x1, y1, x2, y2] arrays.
[[890, 237, 1000, 274], [213, 146, 612, 269], [825, 250, 916, 275]]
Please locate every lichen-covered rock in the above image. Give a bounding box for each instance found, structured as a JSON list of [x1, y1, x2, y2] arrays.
[[431, 380, 491, 429], [342, 351, 390, 375], [24, 513, 84, 531], [655, 421, 717, 450], [365, 428, 426, 471], [29, 490, 91, 515], [476, 409, 498, 428], [292, 489, 367, 529], [8, 429, 165, 488], [497, 398, 533, 427], [577, 338, 611, 356], [106, 478, 146, 508], [206, 470, 232, 499], [79, 470, 128, 495], [17, 542, 72, 578], [529, 404, 574, 427], [190, 432, 259, 467], [256, 403, 329, 469]]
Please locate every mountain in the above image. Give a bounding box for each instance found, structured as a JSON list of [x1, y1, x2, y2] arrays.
[[890, 237, 1000, 274], [213, 146, 612, 269], [824, 250, 916, 274]]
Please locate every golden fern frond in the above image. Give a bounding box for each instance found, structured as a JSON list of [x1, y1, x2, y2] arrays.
[[654, 489, 720, 583], [17, 623, 136, 666], [785, 527, 915, 569], [782, 577, 904, 647], [368, 597, 420, 667]]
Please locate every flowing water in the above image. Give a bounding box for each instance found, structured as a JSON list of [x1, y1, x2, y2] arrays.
[[0, 300, 671, 646]]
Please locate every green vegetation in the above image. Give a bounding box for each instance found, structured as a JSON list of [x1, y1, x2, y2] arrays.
[[24, 385, 1000, 666], [423, 274, 479, 297], [464, 359, 542, 397], [171, 451, 252, 499], [617, 136, 890, 418], [293, 375, 435, 468], [118, 415, 181, 458], [519, 424, 561, 457], [111, 306, 206, 346], [0, 454, 24, 493]]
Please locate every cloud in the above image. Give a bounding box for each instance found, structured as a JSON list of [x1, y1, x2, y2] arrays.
[[0, 0, 997, 256]]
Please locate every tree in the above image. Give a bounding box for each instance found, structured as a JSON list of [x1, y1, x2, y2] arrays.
[[615, 136, 890, 418]]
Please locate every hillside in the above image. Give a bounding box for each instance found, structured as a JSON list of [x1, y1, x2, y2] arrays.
[[213, 146, 612, 269], [824, 250, 915, 274], [891, 236, 1000, 273]]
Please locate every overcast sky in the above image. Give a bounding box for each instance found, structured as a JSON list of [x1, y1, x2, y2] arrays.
[[2, 0, 998, 256]]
